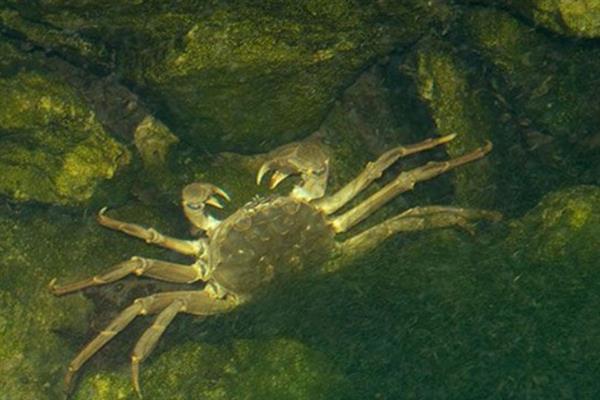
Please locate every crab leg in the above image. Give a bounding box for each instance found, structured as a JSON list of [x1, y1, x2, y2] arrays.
[[64, 290, 237, 394], [330, 142, 493, 233], [131, 299, 184, 396], [129, 286, 238, 396], [49, 257, 209, 296], [98, 208, 205, 256], [339, 205, 502, 260], [315, 134, 457, 214]]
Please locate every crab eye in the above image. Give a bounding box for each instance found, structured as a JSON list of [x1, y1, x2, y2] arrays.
[[186, 203, 204, 210]]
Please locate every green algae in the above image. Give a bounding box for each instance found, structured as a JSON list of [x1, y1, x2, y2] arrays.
[[0, 44, 130, 205], [461, 8, 600, 150], [507, 0, 600, 38], [0, 199, 193, 399], [0, 209, 95, 400], [457, 0, 600, 38], [409, 39, 500, 209], [73, 338, 349, 400], [506, 185, 600, 267], [0, 9, 109, 67], [4, 1, 447, 152], [456, 8, 600, 213], [124, 4, 412, 152]]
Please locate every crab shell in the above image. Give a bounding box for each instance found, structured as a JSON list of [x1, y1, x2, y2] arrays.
[[208, 195, 336, 297]]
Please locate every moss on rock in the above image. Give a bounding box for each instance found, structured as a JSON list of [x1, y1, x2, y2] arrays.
[[120, 3, 427, 152], [506, 185, 600, 267], [507, 0, 600, 38], [406, 38, 501, 208], [0, 209, 95, 400], [0, 43, 130, 205], [0, 197, 194, 399], [454, 8, 600, 208], [461, 8, 600, 146], [4, 1, 450, 152], [73, 338, 349, 400]]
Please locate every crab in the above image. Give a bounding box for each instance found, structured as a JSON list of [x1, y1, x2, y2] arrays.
[[50, 134, 501, 395]]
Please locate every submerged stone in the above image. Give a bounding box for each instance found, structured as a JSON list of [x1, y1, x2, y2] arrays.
[[406, 38, 501, 209], [506, 0, 600, 38], [506, 185, 600, 267], [73, 338, 349, 400], [456, 8, 600, 208], [0, 209, 95, 400], [4, 1, 452, 152], [0, 42, 129, 205], [461, 8, 600, 147]]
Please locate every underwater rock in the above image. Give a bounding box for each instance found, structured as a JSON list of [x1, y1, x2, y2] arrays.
[[72, 338, 349, 400], [399, 38, 501, 209], [0, 8, 110, 68], [457, 0, 600, 38], [0, 42, 129, 206], [460, 8, 600, 143], [506, 0, 600, 38], [133, 115, 179, 169], [3, 1, 452, 153], [457, 8, 600, 207], [506, 185, 600, 267], [0, 199, 193, 400], [0, 208, 94, 400], [317, 64, 411, 191]]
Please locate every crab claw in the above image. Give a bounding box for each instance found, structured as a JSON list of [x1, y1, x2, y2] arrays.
[[256, 140, 330, 201], [204, 186, 230, 209], [183, 183, 230, 209], [181, 183, 230, 234], [256, 163, 292, 189]]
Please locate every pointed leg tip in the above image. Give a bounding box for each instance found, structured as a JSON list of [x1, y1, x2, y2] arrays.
[[132, 357, 143, 398], [441, 133, 458, 143], [134, 384, 143, 399], [64, 370, 75, 395], [97, 207, 110, 223], [48, 278, 64, 296]]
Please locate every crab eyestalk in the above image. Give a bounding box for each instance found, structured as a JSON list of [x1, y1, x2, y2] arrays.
[[182, 183, 230, 235]]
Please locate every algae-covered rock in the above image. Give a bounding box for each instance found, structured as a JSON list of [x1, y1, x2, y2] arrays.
[[72, 338, 349, 400], [0, 42, 130, 205], [0, 8, 109, 68], [406, 38, 501, 209], [506, 185, 600, 267], [0, 199, 193, 400], [457, 0, 600, 38], [3, 1, 452, 152], [455, 8, 600, 204], [506, 0, 600, 38], [116, 1, 446, 152], [133, 115, 179, 169], [460, 8, 600, 150], [317, 64, 412, 193], [0, 209, 95, 400]]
